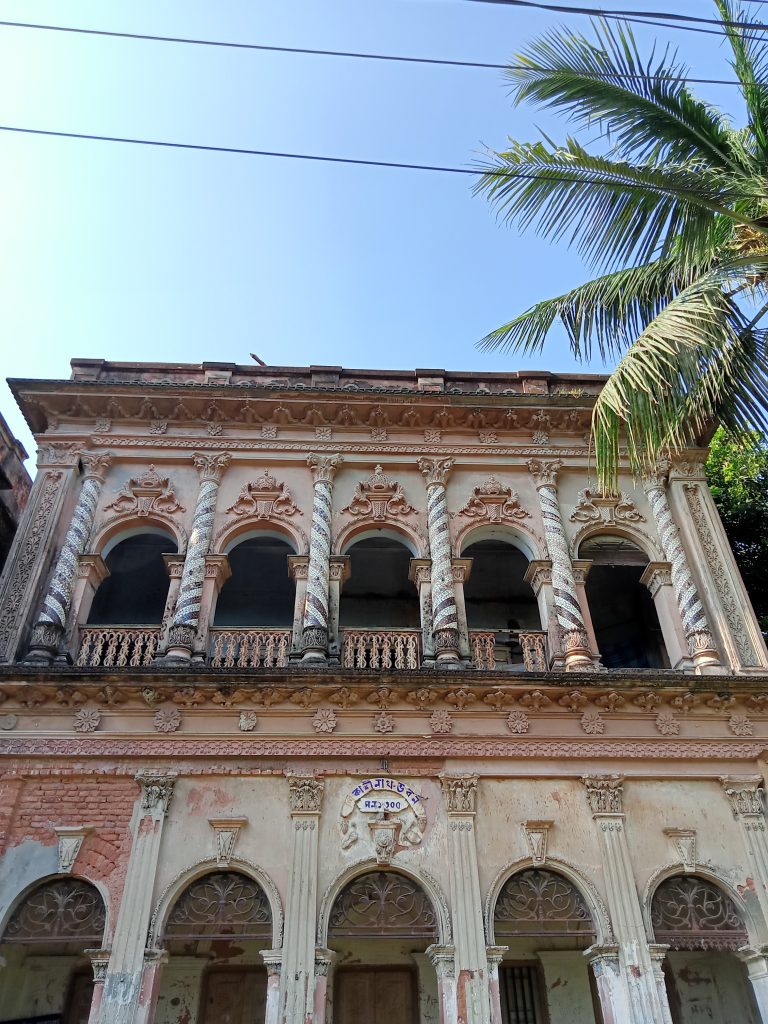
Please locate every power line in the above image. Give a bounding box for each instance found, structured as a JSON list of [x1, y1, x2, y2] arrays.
[[0, 18, 750, 87], [464, 0, 768, 30], [2, 125, 766, 201]]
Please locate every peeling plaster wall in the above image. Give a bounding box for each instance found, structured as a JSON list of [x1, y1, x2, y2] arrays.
[[666, 951, 759, 1024]]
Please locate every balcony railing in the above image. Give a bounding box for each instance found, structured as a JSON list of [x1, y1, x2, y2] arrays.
[[470, 630, 549, 672], [77, 627, 160, 667], [209, 629, 291, 669], [341, 630, 421, 670]]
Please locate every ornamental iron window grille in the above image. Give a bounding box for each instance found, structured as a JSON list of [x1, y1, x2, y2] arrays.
[[328, 871, 438, 938], [651, 875, 749, 951], [164, 871, 272, 940], [2, 878, 106, 944], [494, 869, 596, 939]]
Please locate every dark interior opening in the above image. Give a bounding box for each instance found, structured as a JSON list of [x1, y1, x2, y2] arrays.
[[462, 540, 540, 631], [88, 533, 175, 625], [339, 537, 420, 628], [214, 536, 295, 627], [582, 536, 669, 669]]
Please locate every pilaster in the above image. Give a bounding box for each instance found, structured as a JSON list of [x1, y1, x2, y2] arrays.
[[486, 946, 508, 1024], [639, 561, 692, 669], [158, 554, 186, 654], [737, 947, 768, 1023], [98, 770, 176, 1024], [440, 774, 489, 1024], [451, 558, 473, 662], [280, 774, 324, 1024], [288, 555, 309, 655], [523, 559, 559, 669], [65, 554, 110, 654], [261, 949, 284, 1024], [409, 557, 434, 664], [85, 948, 111, 1024], [327, 555, 350, 657], [191, 553, 231, 661], [427, 944, 458, 1024], [570, 559, 601, 662], [720, 776, 768, 931], [581, 775, 672, 1024]]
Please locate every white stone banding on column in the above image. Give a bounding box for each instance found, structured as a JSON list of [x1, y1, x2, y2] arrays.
[[418, 458, 460, 661], [302, 453, 343, 659], [642, 465, 719, 669], [27, 452, 112, 660], [167, 452, 230, 656], [527, 460, 593, 670]]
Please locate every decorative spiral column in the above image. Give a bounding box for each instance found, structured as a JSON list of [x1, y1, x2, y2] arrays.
[[26, 451, 112, 662], [166, 452, 230, 660], [418, 458, 460, 662], [301, 453, 343, 660], [642, 465, 720, 670], [527, 460, 593, 671]]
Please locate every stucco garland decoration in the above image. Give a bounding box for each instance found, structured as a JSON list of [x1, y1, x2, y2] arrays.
[[340, 465, 416, 521], [316, 856, 452, 946], [148, 856, 284, 950], [484, 856, 613, 947], [682, 483, 759, 666], [225, 470, 302, 519], [104, 464, 184, 518]]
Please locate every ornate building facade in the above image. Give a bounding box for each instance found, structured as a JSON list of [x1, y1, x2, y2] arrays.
[[0, 358, 767, 1024]]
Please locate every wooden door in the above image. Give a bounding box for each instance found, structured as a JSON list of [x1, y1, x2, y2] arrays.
[[335, 967, 418, 1024], [199, 967, 268, 1024], [64, 971, 95, 1024]]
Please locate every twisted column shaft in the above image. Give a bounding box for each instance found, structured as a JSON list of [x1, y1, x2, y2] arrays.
[[302, 454, 342, 659], [643, 468, 719, 667], [418, 458, 460, 660], [168, 452, 230, 655], [27, 452, 111, 660], [528, 460, 592, 670]]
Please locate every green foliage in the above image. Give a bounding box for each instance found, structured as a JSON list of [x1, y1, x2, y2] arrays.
[[476, 1, 768, 490], [706, 428, 768, 631]]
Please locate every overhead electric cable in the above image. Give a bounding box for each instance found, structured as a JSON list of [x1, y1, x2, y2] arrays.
[[463, 0, 768, 30], [0, 19, 752, 86]]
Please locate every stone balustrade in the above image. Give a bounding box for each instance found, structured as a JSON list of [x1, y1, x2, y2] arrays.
[[469, 629, 549, 672], [208, 629, 291, 669], [341, 630, 421, 670], [77, 627, 160, 667]]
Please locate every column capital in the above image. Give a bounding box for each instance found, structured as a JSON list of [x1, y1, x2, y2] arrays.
[[203, 553, 231, 590], [583, 943, 621, 968], [288, 554, 309, 581], [287, 774, 324, 813], [486, 945, 509, 967], [639, 561, 673, 597], [136, 769, 177, 819], [582, 774, 624, 815], [426, 943, 456, 978], [737, 946, 768, 975], [408, 557, 432, 589], [571, 559, 593, 585], [77, 553, 110, 586], [440, 773, 478, 814], [80, 451, 113, 482], [668, 454, 708, 483], [329, 555, 351, 583], [314, 947, 336, 976], [418, 457, 454, 487], [192, 451, 231, 483], [260, 948, 283, 977], [641, 461, 671, 492], [84, 948, 111, 982], [527, 458, 562, 489], [720, 775, 765, 817], [307, 453, 343, 483], [523, 559, 553, 595], [646, 943, 670, 967]]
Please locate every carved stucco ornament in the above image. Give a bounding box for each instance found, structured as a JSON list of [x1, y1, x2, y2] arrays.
[[453, 475, 531, 523], [54, 826, 92, 873], [340, 465, 416, 521], [225, 469, 302, 519], [209, 817, 247, 866], [340, 779, 427, 855], [569, 488, 645, 524], [521, 820, 553, 866], [663, 828, 696, 872], [104, 465, 185, 517]]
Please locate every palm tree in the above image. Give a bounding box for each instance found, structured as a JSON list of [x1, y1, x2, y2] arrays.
[[475, 0, 768, 491]]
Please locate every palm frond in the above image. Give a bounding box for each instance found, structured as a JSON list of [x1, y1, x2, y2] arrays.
[[509, 19, 743, 173], [714, 0, 768, 162], [592, 262, 768, 489], [475, 140, 757, 270]]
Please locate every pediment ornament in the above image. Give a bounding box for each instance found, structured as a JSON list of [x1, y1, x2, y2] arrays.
[[341, 465, 416, 521], [569, 488, 645, 524], [453, 476, 530, 523], [104, 465, 185, 517], [226, 470, 302, 518]]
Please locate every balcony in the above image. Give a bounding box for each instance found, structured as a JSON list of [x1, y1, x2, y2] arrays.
[[469, 630, 549, 672], [341, 630, 421, 670], [77, 627, 160, 667], [209, 629, 291, 669]]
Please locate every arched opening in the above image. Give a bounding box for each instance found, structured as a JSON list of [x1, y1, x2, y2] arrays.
[[462, 539, 542, 670], [88, 532, 175, 626], [580, 536, 669, 669], [327, 870, 439, 1024], [0, 877, 106, 1023], [214, 536, 295, 627], [154, 870, 273, 1024], [651, 874, 759, 1023], [339, 538, 421, 670], [493, 868, 601, 1024]]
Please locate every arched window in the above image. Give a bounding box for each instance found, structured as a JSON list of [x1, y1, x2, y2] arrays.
[[88, 533, 175, 625], [163, 871, 272, 941], [214, 536, 295, 627], [581, 536, 669, 669], [340, 538, 420, 629], [2, 878, 106, 945], [651, 875, 748, 951], [493, 868, 596, 941], [328, 871, 438, 939]]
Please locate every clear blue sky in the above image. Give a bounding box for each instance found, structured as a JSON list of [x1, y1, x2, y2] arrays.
[[0, 0, 744, 458]]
